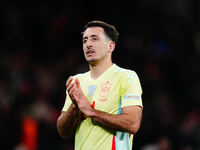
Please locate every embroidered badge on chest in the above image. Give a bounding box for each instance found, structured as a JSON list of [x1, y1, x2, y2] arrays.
[[100, 81, 111, 97], [88, 85, 97, 99]]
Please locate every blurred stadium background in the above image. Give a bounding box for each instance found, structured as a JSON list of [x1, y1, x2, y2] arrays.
[[0, 1, 200, 150]]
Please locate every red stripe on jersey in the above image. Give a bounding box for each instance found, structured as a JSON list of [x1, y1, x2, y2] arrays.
[[91, 101, 95, 108], [112, 135, 116, 150]]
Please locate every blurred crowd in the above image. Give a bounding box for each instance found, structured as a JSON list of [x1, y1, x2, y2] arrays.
[[0, 1, 200, 150]]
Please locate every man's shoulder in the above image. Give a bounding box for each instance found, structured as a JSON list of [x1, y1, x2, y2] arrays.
[[113, 64, 137, 77], [112, 64, 140, 85]]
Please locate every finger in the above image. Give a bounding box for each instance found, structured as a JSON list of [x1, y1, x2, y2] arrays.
[[69, 89, 75, 101], [66, 76, 73, 88], [71, 90, 79, 104], [73, 89, 79, 100], [68, 84, 75, 96], [67, 82, 75, 92], [75, 78, 80, 88], [70, 92, 77, 105]]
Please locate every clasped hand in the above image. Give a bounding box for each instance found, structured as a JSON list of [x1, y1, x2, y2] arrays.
[[66, 76, 93, 117]]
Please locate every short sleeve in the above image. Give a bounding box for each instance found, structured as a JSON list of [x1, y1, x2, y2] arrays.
[[62, 90, 72, 112], [61, 75, 79, 112], [120, 70, 143, 108]]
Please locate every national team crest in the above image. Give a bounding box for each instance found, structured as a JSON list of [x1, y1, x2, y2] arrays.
[[100, 81, 111, 97]]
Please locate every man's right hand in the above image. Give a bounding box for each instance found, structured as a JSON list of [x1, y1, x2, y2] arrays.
[[66, 76, 78, 106]]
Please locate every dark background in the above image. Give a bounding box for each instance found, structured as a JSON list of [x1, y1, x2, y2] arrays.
[[0, 1, 200, 150]]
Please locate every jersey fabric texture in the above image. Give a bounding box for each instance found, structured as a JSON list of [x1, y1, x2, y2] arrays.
[[62, 64, 143, 150]]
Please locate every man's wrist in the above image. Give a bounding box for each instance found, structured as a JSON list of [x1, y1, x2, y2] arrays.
[[71, 103, 79, 111], [87, 107, 95, 118]]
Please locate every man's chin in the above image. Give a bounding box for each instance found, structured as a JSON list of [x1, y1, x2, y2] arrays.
[[87, 59, 97, 65]]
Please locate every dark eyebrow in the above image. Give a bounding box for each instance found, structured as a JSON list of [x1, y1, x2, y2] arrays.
[[83, 37, 88, 40], [83, 34, 98, 40], [90, 34, 98, 38]]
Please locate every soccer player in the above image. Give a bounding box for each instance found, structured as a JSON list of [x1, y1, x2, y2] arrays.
[[57, 20, 143, 150]]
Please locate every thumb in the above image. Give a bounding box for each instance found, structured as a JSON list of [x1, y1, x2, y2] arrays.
[[75, 78, 80, 88]]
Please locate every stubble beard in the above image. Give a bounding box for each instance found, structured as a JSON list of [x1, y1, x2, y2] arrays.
[[87, 58, 98, 66]]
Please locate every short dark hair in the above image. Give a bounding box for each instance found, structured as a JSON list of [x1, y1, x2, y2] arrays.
[[82, 20, 119, 44]]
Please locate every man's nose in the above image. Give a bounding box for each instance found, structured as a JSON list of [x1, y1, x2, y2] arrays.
[[86, 40, 92, 48]]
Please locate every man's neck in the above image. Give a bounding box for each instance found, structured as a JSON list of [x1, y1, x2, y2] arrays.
[[89, 60, 113, 80]]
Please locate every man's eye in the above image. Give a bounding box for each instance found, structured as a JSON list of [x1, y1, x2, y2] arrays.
[[83, 40, 87, 43]]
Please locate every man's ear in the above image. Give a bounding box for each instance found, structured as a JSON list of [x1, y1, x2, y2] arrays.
[[108, 41, 115, 53]]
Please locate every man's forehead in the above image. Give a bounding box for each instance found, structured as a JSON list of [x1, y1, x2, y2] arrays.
[[83, 27, 104, 38]]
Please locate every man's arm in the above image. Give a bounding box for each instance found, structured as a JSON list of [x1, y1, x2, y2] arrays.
[[57, 76, 80, 139], [57, 103, 79, 138], [70, 78, 143, 134], [89, 106, 142, 134]]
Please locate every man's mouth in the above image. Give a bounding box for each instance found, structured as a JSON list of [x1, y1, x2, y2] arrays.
[[86, 50, 95, 55]]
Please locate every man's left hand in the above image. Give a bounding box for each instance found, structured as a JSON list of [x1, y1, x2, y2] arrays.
[[69, 78, 93, 117]]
